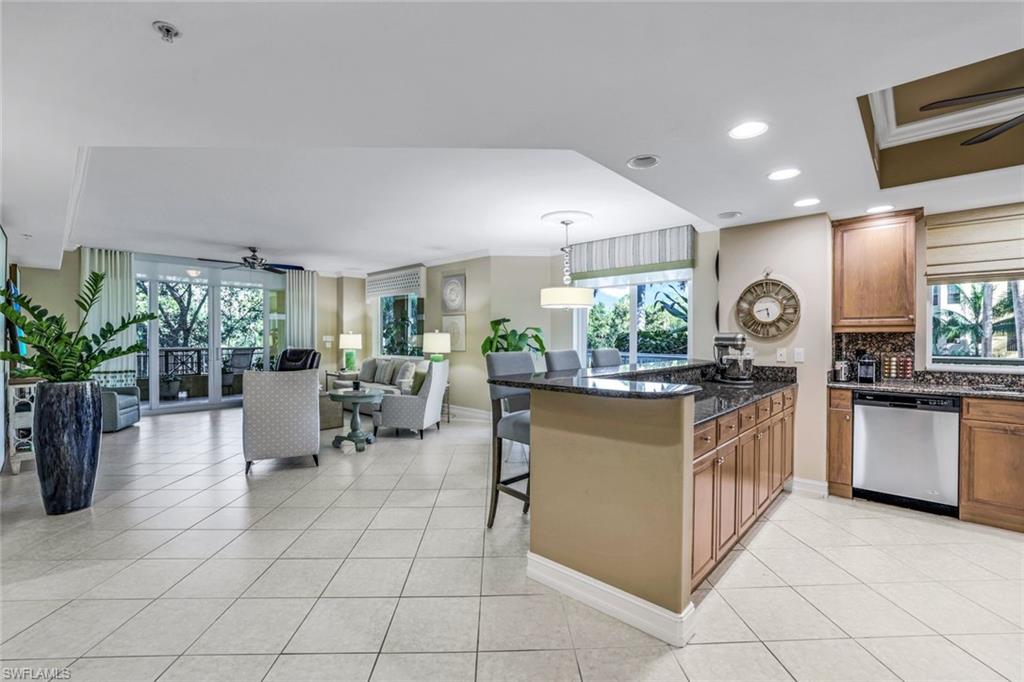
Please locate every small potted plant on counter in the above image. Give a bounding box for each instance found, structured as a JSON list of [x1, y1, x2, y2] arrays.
[[0, 272, 157, 514]]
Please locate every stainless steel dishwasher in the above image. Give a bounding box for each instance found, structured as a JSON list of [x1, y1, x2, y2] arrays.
[[852, 391, 960, 516]]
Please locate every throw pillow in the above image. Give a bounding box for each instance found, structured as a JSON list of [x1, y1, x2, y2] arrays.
[[358, 359, 377, 382], [374, 359, 396, 384], [411, 370, 428, 395], [392, 361, 416, 387]]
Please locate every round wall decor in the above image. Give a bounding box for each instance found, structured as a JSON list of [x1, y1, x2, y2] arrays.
[[736, 278, 801, 338]]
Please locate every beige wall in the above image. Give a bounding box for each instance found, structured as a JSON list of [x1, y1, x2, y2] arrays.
[[338, 276, 368, 368], [316, 274, 339, 372], [718, 214, 832, 483], [17, 249, 81, 323], [690, 229, 720, 361]]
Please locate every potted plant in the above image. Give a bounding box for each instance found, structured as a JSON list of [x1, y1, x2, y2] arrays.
[[480, 318, 547, 355], [0, 272, 156, 514], [159, 372, 182, 400]]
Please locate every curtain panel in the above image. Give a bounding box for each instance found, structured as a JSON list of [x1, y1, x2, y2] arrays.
[[79, 247, 136, 372], [925, 203, 1024, 285], [569, 225, 695, 280], [285, 270, 318, 349]]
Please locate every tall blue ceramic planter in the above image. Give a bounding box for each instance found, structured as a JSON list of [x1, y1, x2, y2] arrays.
[[34, 381, 102, 515]]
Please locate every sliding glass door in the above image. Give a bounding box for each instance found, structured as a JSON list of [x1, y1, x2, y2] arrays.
[[136, 257, 284, 411]]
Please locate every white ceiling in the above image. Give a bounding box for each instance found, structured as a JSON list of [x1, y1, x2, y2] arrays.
[[71, 147, 694, 274], [3, 1, 1023, 271]]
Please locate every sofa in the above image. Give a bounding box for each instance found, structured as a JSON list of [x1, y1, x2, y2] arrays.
[[331, 355, 431, 414]]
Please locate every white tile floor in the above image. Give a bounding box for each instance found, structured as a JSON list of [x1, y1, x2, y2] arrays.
[[1, 408, 1022, 681]]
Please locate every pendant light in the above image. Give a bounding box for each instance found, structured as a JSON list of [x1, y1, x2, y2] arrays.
[[540, 218, 594, 309]]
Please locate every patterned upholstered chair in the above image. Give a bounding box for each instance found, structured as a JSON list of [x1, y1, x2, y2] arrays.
[[590, 348, 623, 368], [242, 369, 320, 474], [544, 349, 582, 372], [373, 360, 448, 439]]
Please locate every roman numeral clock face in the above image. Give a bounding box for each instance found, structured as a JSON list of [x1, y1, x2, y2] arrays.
[[736, 278, 801, 338]]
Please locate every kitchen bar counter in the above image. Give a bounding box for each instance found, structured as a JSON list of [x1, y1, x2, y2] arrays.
[[827, 379, 1024, 401], [694, 380, 797, 424]]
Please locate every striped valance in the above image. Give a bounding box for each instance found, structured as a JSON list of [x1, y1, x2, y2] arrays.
[[366, 265, 426, 301], [570, 225, 695, 280], [925, 203, 1024, 284]]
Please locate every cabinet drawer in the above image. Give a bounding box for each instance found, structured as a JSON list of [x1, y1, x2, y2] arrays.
[[717, 412, 739, 443], [770, 392, 785, 415], [783, 388, 795, 410], [829, 389, 852, 410], [738, 405, 758, 432], [963, 398, 1024, 426], [694, 421, 718, 458], [756, 398, 773, 423]]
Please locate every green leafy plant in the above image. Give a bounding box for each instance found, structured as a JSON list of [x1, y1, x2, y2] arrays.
[[480, 318, 547, 355], [0, 271, 158, 382]]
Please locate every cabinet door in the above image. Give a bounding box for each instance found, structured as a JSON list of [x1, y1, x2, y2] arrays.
[[782, 409, 795, 482], [832, 212, 916, 331], [692, 450, 718, 587], [755, 423, 772, 513], [716, 441, 739, 556], [770, 415, 785, 497], [738, 430, 757, 533], [827, 407, 853, 497], [960, 419, 1024, 532]]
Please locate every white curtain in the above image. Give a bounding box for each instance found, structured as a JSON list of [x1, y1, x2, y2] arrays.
[[80, 247, 136, 372], [285, 270, 318, 348]]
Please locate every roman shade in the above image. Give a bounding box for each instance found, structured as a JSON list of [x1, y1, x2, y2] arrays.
[[569, 225, 695, 280], [925, 203, 1024, 284]]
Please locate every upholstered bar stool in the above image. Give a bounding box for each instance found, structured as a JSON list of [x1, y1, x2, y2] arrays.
[[544, 349, 582, 372], [590, 348, 623, 368], [484, 351, 535, 528]]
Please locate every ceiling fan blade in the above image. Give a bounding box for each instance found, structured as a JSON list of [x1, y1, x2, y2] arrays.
[[961, 112, 1024, 146], [920, 86, 1024, 112], [197, 257, 241, 265], [265, 266, 287, 274]]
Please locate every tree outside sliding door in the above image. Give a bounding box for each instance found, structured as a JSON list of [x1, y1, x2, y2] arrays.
[[219, 284, 264, 398]]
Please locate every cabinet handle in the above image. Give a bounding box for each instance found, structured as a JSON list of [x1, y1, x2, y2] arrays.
[[716, 457, 724, 465], [729, 424, 736, 430], [845, 415, 851, 421], [909, 314, 915, 320], [701, 435, 712, 443]]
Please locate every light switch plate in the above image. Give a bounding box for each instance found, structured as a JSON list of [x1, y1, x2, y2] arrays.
[[793, 348, 805, 363], [776, 348, 787, 363]]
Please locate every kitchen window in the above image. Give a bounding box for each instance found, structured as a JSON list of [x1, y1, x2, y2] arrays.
[[928, 280, 1024, 370], [576, 270, 691, 365]]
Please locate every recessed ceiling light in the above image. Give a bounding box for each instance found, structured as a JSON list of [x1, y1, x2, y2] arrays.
[[728, 121, 769, 140], [794, 198, 821, 208], [768, 168, 801, 181], [185, 268, 201, 278], [717, 211, 743, 220], [626, 154, 660, 170], [866, 204, 895, 214]]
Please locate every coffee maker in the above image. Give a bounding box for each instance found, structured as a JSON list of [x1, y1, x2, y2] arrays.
[[713, 333, 754, 386]]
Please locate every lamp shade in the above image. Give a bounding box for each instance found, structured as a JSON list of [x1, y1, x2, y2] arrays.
[[540, 286, 594, 309], [338, 332, 363, 350], [422, 331, 451, 355]]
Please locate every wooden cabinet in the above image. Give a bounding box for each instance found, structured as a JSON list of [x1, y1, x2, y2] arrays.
[[832, 210, 920, 332], [692, 388, 796, 588], [827, 389, 853, 498], [960, 398, 1024, 533]]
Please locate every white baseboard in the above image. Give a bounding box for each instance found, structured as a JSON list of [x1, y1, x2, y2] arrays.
[[791, 477, 828, 497], [527, 552, 697, 647], [448, 404, 490, 420]]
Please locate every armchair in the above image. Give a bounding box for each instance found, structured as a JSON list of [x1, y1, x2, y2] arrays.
[[101, 386, 141, 433], [373, 360, 448, 439], [242, 369, 321, 473]]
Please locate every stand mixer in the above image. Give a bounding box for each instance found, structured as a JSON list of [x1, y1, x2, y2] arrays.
[[713, 333, 754, 386]]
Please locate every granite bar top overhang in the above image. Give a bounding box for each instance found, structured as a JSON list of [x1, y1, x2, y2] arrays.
[[487, 370, 703, 399]]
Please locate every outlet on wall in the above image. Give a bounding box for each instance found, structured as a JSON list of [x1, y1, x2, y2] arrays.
[[776, 348, 787, 363]]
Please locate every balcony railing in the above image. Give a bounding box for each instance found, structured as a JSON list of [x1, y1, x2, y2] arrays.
[[136, 346, 264, 378]]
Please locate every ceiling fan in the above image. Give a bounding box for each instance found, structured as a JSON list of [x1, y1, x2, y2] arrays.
[[919, 85, 1024, 146], [198, 247, 297, 274]]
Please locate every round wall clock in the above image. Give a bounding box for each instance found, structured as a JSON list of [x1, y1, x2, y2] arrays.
[[736, 278, 801, 338]]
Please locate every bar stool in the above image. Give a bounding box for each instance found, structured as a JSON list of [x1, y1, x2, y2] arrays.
[[485, 351, 535, 528], [590, 348, 623, 368], [544, 349, 582, 372]]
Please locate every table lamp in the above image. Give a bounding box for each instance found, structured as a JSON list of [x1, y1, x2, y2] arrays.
[[338, 332, 363, 372], [422, 331, 451, 363]]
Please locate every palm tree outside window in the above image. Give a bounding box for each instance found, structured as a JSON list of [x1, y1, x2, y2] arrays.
[[931, 280, 1024, 366]]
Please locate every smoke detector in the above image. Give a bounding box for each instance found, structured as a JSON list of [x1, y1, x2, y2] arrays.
[[153, 21, 181, 43]]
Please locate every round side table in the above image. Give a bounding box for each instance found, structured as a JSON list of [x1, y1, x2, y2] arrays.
[[329, 389, 384, 452]]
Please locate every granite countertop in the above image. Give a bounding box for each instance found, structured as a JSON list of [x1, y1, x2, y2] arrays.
[[487, 369, 702, 399], [693, 381, 797, 424], [827, 379, 1024, 401]]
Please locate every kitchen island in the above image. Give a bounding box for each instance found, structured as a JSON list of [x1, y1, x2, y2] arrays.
[[488, 360, 797, 646]]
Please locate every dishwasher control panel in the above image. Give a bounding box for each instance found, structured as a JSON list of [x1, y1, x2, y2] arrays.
[[854, 391, 960, 412]]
